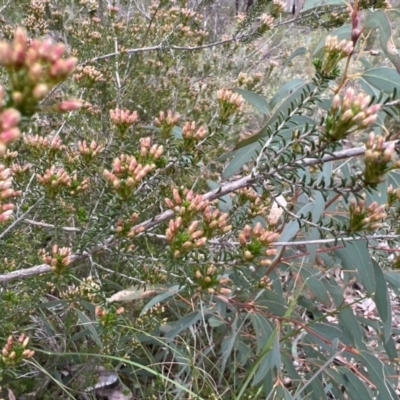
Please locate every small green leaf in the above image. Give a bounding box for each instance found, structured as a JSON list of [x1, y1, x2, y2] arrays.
[[163, 311, 201, 340], [234, 88, 269, 115], [206, 180, 232, 212]]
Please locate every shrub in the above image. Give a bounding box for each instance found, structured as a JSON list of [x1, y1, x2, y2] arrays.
[[1, 0, 400, 399]]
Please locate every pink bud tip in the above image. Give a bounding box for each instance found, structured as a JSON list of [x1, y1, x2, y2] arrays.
[[57, 100, 82, 112]]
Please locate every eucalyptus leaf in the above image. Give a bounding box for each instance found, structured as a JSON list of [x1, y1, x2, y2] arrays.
[[76, 310, 103, 349], [234, 88, 269, 115], [364, 11, 400, 73], [335, 240, 375, 295], [372, 260, 392, 342]]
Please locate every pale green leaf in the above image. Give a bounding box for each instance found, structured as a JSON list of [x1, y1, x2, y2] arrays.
[[269, 78, 305, 110], [303, 0, 346, 12], [361, 67, 400, 94], [364, 11, 400, 72], [335, 240, 375, 294], [372, 260, 392, 342], [234, 88, 269, 115], [76, 309, 103, 349]]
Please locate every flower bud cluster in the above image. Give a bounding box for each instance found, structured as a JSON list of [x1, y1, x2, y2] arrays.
[[387, 184, 400, 208], [363, 133, 399, 186], [95, 305, 124, 327], [115, 213, 139, 237], [0, 166, 21, 223], [154, 110, 180, 138], [103, 144, 161, 199], [0, 27, 81, 117], [40, 244, 72, 275], [59, 275, 101, 302], [37, 166, 72, 197], [164, 189, 233, 258], [238, 222, 278, 265], [348, 197, 387, 232], [236, 187, 269, 217], [1, 334, 34, 367], [139, 137, 164, 160], [193, 264, 220, 292], [10, 162, 31, 178], [325, 88, 380, 141], [217, 89, 244, 122], [78, 140, 104, 161], [0, 105, 21, 155], [23, 134, 66, 161], [259, 14, 274, 33], [166, 217, 208, 258], [202, 206, 232, 238], [321, 36, 354, 76], [165, 188, 210, 219], [110, 108, 139, 136], [182, 121, 207, 149], [272, 0, 286, 16], [72, 65, 105, 86]]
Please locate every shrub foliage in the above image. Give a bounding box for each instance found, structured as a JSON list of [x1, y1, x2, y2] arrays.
[[1, 0, 400, 399]]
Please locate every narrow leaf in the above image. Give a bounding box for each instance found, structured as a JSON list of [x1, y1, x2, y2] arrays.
[[372, 260, 392, 342]]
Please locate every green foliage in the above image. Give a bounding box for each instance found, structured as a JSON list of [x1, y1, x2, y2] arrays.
[[1, 1, 400, 399]]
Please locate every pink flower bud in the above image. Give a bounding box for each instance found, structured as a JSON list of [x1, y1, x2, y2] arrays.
[[56, 100, 82, 112], [340, 109, 353, 122], [33, 83, 50, 100], [13, 27, 28, 48], [50, 58, 77, 79], [331, 94, 341, 111], [11, 44, 26, 67], [0, 128, 20, 143], [366, 104, 381, 116], [48, 43, 66, 62], [0, 209, 13, 221], [173, 188, 182, 205], [12, 91, 23, 104], [0, 42, 12, 67], [361, 114, 378, 128], [351, 111, 366, 124], [165, 198, 174, 208], [1, 109, 21, 130]]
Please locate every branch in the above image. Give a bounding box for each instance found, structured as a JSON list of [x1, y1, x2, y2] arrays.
[[0, 141, 398, 283]]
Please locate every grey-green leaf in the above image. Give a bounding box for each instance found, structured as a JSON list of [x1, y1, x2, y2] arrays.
[[335, 240, 375, 295], [234, 88, 269, 115]]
